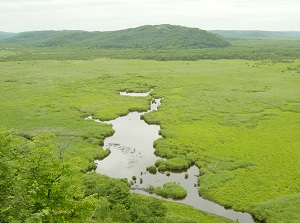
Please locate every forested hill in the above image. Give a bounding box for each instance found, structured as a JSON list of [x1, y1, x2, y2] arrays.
[[0, 24, 230, 49], [0, 31, 17, 40], [209, 30, 300, 39]]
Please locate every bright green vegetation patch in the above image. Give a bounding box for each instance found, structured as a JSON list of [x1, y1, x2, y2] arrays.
[[154, 182, 187, 199], [52, 136, 111, 170], [163, 201, 234, 223], [155, 157, 192, 171], [0, 59, 152, 168], [251, 194, 300, 223], [142, 60, 300, 222], [1, 58, 300, 222]]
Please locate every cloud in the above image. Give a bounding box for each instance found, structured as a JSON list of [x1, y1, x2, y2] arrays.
[[0, 0, 299, 32]]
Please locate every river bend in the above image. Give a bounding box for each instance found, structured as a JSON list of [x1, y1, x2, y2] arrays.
[[86, 90, 255, 223]]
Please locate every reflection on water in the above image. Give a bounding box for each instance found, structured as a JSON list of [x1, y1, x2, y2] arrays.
[[134, 166, 253, 223], [87, 92, 254, 223], [94, 99, 161, 178]]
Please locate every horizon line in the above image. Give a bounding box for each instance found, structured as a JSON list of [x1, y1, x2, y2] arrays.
[[1, 24, 300, 33]]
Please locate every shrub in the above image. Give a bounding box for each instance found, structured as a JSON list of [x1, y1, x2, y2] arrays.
[[155, 158, 190, 171], [155, 182, 187, 199], [148, 165, 157, 174], [147, 185, 155, 194], [158, 165, 167, 173]]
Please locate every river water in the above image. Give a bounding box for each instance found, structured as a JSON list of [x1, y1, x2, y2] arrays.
[[87, 90, 255, 223]]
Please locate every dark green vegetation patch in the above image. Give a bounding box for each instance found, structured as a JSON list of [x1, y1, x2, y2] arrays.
[[0, 31, 17, 40], [0, 24, 230, 49]]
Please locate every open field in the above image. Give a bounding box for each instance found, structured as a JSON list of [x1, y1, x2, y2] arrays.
[[1, 58, 299, 222]]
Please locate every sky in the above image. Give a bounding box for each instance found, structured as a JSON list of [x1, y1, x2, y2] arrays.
[[0, 0, 299, 32]]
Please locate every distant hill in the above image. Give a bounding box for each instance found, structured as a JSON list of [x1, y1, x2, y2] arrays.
[[209, 30, 300, 39], [0, 31, 17, 40], [0, 25, 230, 49]]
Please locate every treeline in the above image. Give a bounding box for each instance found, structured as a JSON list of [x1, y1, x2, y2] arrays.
[[1, 38, 300, 61], [210, 30, 300, 39], [1, 25, 299, 61], [0, 31, 17, 40], [0, 24, 230, 49]]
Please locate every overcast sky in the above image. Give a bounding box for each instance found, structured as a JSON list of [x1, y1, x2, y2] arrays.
[[0, 0, 299, 32]]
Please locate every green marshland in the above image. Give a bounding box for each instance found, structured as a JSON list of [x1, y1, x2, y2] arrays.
[[1, 25, 300, 222]]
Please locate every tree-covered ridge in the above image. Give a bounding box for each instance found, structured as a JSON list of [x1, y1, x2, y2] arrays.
[[209, 30, 300, 39], [0, 24, 231, 49], [0, 31, 17, 40]]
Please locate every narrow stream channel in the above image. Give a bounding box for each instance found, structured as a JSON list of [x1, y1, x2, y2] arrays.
[[87, 90, 255, 223]]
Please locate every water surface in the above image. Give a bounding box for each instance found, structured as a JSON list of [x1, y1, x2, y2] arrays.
[[88, 91, 255, 223]]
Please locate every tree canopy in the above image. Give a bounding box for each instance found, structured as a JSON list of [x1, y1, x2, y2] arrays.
[[0, 130, 99, 222], [0, 24, 230, 49]]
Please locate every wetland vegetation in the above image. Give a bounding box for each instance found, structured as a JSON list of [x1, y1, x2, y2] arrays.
[[0, 25, 300, 222]]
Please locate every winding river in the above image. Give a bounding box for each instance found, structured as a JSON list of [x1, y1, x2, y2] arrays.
[[87, 90, 255, 223]]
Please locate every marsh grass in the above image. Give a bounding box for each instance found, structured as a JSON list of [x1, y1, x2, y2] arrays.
[[147, 165, 157, 174], [155, 158, 191, 171], [155, 182, 187, 199], [1, 58, 299, 222], [163, 200, 234, 223]]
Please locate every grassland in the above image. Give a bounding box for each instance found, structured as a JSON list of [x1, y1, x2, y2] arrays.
[[0, 58, 299, 222], [162, 200, 234, 223]]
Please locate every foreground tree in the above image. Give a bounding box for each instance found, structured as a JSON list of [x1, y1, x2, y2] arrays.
[[0, 129, 99, 222]]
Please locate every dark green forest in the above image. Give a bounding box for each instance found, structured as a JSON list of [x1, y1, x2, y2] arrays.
[[1, 39, 299, 61], [0, 25, 230, 49], [209, 30, 300, 39], [0, 31, 17, 40], [1, 25, 300, 61]]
